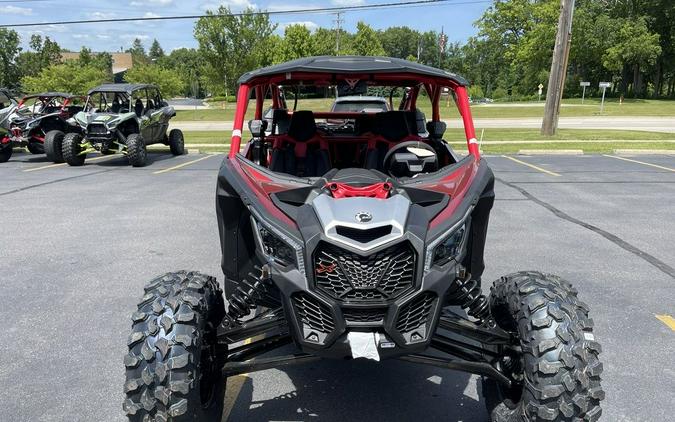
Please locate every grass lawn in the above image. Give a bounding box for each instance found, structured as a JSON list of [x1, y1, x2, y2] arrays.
[[183, 128, 675, 154], [174, 97, 675, 121]]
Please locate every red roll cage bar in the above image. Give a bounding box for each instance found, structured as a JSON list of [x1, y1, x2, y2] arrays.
[[228, 72, 480, 160]]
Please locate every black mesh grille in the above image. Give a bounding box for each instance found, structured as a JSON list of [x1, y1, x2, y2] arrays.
[[314, 242, 415, 302], [342, 308, 386, 323], [292, 293, 335, 334], [396, 293, 436, 333], [87, 124, 107, 135]]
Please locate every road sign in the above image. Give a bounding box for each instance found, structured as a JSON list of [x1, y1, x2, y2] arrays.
[[538, 84, 543, 101], [580, 81, 590, 87], [599, 82, 612, 88]]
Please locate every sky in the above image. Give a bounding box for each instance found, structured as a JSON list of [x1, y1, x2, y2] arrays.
[[1, 0, 491, 53]]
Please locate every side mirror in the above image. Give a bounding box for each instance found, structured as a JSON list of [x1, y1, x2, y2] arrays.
[[248, 119, 268, 137]]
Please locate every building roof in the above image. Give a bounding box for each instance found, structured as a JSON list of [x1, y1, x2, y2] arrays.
[[87, 83, 156, 95], [60, 52, 133, 74], [237, 56, 469, 86]]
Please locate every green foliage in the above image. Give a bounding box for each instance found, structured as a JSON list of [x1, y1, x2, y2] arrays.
[[158, 48, 207, 97], [76, 48, 113, 78], [124, 65, 184, 98], [276, 25, 314, 63], [126, 38, 149, 66], [353, 22, 385, 56], [603, 18, 661, 72], [0, 28, 21, 89], [149, 39, 165, 61], [194, 7, 276, 96], [21, 60, 108, 95], [16, 35, 62, 80]]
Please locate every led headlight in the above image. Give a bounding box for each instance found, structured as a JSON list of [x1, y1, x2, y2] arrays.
[[250, 215, 302, 268], [432, 223, 467, 266]]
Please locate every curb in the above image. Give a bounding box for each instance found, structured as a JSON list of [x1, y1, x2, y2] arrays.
[[613, 149, 675, 155]]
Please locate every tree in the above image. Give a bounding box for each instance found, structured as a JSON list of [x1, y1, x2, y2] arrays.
[[124, 65, 185, 98], [15, 34, 62, 79], [159, 48, 207, 97], [77, 47, 113, 78], [127, 38, 149, 66], [378, 27, 420, 60], [0, 28, 21, 89], [149, 39, 165, 61], [277, 24, 314, 63], [21, 61, 108, 95], [352, 22, 385, 56], [194, 7, 276, 96]]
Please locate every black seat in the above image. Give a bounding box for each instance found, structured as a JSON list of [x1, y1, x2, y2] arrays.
[[269, 110, 330, 177], [134, 99, 144, 117], [111, 99, 121, 113]]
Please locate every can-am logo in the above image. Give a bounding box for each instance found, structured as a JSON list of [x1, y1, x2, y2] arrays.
[[316, 263, 337, 274], [355, 211, 372, 223]]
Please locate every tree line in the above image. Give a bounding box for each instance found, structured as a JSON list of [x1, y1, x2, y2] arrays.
[[2, 1, 673, 100]]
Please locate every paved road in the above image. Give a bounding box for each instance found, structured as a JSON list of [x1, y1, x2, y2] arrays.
[[171, 116, 675, 133], [0, 152, 674, 421]]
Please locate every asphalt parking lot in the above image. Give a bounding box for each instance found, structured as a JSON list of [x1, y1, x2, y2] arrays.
[[1, 151, 673, 422]]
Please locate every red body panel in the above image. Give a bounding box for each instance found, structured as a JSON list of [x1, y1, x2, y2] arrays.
[[327, 182, 392, 199]]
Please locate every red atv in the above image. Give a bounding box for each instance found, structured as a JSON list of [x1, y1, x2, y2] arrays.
[[124, 56, 604, 421], [8, 92, 85, 162]]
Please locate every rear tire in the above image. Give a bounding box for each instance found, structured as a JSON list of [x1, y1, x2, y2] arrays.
[[482, 271, 604, 422], [27, 142, 45, 154], [124, 271, 226, 422], [169, 129, 185, 156], [127, 134, 147, 167], [62, 133, 85, 166], [44, 130, 65, 163], [0, 145, 11, 163]]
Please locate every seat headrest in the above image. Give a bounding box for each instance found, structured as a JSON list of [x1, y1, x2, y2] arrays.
[[426, 121, 447, 139], [373, 111, 412, 142], [287, 110, 317, 142]]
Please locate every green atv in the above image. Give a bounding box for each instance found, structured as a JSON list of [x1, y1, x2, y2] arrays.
[[64, 83, 185, 167]]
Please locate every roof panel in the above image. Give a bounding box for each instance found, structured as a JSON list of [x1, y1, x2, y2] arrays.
[[237, 56, 468, 86], [87, 83, 156, 95]]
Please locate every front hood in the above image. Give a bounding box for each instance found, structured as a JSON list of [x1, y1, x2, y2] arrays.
[[75, 111, 135, 128]]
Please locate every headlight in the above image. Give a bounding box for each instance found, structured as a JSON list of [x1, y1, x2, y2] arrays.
[[251, 215, 301, 267], [431, 223, 467, 266]]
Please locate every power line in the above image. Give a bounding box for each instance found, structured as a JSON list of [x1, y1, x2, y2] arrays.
[[0, 0, 492, 28]]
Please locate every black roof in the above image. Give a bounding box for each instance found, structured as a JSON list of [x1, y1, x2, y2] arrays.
[[87, 83, 156, 95], [237, 56, 468, 86], [23, 92, 77, 99]]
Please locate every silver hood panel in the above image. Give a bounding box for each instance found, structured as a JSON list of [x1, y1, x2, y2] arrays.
[[311, 194, 410, 251]]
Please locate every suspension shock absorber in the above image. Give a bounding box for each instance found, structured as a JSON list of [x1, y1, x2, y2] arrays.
[[446, 270, 493, 326], [222, 264, 276, 327]]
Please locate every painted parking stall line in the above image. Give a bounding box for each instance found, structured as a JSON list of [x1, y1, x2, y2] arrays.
[[603, 154, 675, 172], [153, 154, 217, 174], [656, 315, 675, 331], [501, 155, 562, 177], [23, 154, 123, 172]]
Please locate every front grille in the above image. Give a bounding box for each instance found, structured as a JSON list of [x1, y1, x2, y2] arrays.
[[342, 308, 386, 323], [87, 124, 108, 135], [292, 293, 335, 334], [314, 242, 415, 302], [396, 292, 436, 334]]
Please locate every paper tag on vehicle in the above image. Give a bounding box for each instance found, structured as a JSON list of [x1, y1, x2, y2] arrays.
[[347, 331, 380, 361]]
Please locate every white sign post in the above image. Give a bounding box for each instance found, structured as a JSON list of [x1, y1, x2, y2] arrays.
[[538, 83, 544, 102], [580, 81, 590, 104], [599, 82, 612, 113]]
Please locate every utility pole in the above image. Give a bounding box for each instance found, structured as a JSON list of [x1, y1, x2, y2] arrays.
[[333, 11, 344, 55], [438, 26, 447, 68], [541, 0, 575, 136]]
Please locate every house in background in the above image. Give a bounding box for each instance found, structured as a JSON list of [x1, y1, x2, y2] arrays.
[[60, 52, 133, 82]]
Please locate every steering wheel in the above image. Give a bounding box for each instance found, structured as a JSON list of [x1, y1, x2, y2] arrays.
[[382, 141, 438, 177]]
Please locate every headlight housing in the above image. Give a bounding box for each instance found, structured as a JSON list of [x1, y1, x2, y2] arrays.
[[250, 215, 301, 267], [431, 223, 467, 266]]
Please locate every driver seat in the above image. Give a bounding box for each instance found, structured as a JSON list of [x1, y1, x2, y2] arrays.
[[365, 111, 420, 170], [134, 99, 144, 117], [269, 110, 330, 177]]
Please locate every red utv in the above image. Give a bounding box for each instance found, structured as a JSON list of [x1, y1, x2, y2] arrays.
[[8, 92, 85, 162], [123, 56, 604, 422]]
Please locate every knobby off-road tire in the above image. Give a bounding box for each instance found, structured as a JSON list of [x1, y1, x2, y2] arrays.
[[27, 141, 45, 154], [0, 145, 11, 163], [44, 130, 65, 162], [483, 271, 604, 422], [127, 134, 147, 167], [124, 271, 226, 422], [169, 129, 185, 156], [62, 133, 85, 166]]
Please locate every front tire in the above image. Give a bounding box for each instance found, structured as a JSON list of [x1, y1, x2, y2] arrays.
[[169, 129, 185, 156], [0, 145, 12, 163], [44, 130, 65, 163], [482, 271, 604, 421], [127, 134, 147, 167], [62, 133, 85, 166], [27, 141, 45, 154], [124, 271, 226, 422]]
